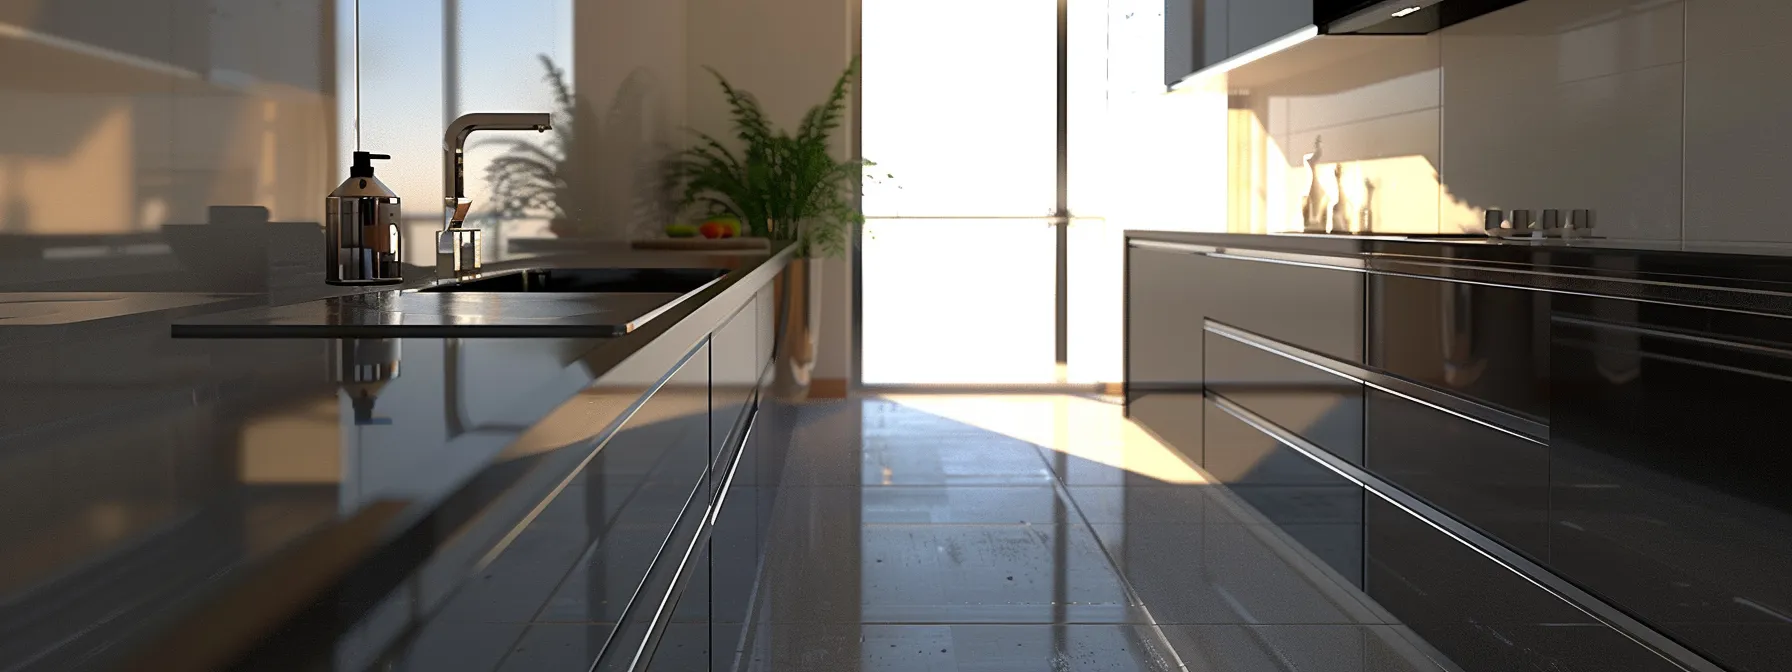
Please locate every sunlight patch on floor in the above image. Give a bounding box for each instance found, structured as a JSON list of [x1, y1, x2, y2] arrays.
[[881, 394, 1209, 485]]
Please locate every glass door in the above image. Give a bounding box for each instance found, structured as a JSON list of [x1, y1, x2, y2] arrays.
[[859, 0, 1064, 386]]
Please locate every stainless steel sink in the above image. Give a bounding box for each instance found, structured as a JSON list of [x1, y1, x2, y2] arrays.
[[420, 267, 727, 294]]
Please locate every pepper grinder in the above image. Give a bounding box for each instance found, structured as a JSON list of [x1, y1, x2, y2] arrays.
[[1511, 210, 1539, 239]]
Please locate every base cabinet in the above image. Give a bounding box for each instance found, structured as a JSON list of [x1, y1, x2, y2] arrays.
[[1364, 388, 1549, 559], [1205, 386, 1676, 671], [1126, 246, 1211, 465], [1205, 326, 1364, 464], [1205, 398, 1364, 587], [1370, 274, 1549, 421], [647, 540, 712, 670], [1123, 233, 1789, 672], [1549, 298, 1792, 672], [1365, 497, 1681, 672]]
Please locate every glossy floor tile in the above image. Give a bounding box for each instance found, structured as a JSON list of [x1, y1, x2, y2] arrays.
[[740, 624, 1182, 672], [1066, 485, 1208, 525], [495, 623, 616, 672], [738, 396, 1434, 671], [383, 395, 1483, 670], [1088, 522, 1367, 626], [386, 622, 528, 672], [1159, 624, 1447, 672]]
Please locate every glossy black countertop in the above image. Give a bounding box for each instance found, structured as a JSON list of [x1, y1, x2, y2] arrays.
[[0, 243, 791, 671], [1127, 230, 1792, 317], [170, 266, 734, 338]]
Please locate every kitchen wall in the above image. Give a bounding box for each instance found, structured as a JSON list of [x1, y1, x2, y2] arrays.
[[0, 0, 337, 291], [1227, 0, 1788, 247]]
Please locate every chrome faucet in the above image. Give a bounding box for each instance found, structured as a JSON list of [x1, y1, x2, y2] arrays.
[[438, 112, 552, 277]]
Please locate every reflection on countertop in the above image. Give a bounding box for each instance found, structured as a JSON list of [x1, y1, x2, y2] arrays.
[[0, 292, 246, 326], [1163, 228, 1792, 259], [172, 266, 735, 339], [0, 240, 785, 671]]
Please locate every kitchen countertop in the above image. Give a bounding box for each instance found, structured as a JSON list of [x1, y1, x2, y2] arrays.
[[0, 293, 250, 326], [1128, 229, 1792, 266], [171, 251, 760, 339], [170, 290, 698, 338], [1127, 229, 1792, 317], [0, 243, 791, 671]]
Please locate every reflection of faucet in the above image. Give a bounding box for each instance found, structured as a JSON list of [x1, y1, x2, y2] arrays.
[[1440, 283, 1487, 387], [439, 112, 552, 277]]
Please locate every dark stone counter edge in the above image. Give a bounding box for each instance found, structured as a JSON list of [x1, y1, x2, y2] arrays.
[[118, 243, 797, 672], [1128, 230, 1792, 317], [171, 322, 634, 338]]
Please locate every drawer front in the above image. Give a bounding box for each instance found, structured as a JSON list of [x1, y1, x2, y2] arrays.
[[1366, 496, 1682, 672], [1205, 397, 1364, 586], [1206, 324, 1364, 464], [1550, 298, 1792, 672], [1370, 273, 1549, 421], [712, 300, 758, 482], [1365, 388, 1549, 559], [1127, 245, 1211, 464], [1204, 252, 1364, 364]]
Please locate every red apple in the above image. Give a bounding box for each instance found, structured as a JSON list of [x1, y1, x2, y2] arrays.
[[699, 221, 726, 239], [706, 217, 742, 238]]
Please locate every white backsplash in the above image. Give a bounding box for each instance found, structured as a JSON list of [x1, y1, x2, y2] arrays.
[[1684, 0, 1792, 243]]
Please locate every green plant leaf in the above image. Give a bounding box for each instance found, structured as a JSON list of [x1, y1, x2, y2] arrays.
[[668, 58, 879, 257]]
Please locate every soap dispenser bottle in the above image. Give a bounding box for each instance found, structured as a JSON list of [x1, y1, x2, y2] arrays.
[[326, 151, 403, 285]]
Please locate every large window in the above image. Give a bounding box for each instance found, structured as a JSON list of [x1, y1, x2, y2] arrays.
[[860, 0, 1159, 386]]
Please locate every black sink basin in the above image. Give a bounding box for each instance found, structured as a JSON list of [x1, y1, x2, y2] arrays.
[[421, 267, 727, 293]]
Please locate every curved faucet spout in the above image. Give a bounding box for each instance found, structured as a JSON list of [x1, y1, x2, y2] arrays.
[[444, 112, 552, 153], [438, 112, 551, 278], [442, 112, 552, 219]]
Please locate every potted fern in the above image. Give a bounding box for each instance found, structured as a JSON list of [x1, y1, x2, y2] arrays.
[[672, 59, 870, 398]]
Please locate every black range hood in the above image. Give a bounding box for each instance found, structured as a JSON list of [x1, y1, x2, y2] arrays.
[[1166, 0, 1536, 89], [1319, 0, 1528, 34]]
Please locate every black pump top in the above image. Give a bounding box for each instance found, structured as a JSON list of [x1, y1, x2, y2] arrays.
[[349, 151, 390, 178]]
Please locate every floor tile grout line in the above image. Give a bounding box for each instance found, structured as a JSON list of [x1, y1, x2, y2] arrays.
[[762, 398, 1442, 669], [1023, 438, 1194, 672]]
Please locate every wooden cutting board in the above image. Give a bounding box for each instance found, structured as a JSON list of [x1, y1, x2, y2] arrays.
[[631, 237, 772, 251]]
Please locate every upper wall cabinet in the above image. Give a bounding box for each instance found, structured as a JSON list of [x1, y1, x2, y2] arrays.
[[1165, 0, 1309, 87], [1227, 0, 1311, 60], [1164, 0, 1228, 87], [1166, 0, 1527, 87]]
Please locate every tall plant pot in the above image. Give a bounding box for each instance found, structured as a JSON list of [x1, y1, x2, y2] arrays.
[[772, 257, 822, 401]]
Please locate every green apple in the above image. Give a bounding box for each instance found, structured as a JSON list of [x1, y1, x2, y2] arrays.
[[665, 223, 699, 238]]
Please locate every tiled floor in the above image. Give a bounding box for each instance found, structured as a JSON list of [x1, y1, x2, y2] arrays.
[[374, 394, 1457, 671], [737, 395, 1451, 672]]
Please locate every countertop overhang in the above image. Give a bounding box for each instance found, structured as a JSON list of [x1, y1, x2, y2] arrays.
[[171, 259, 743, 339], [1127, 230, 1792, 318]]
